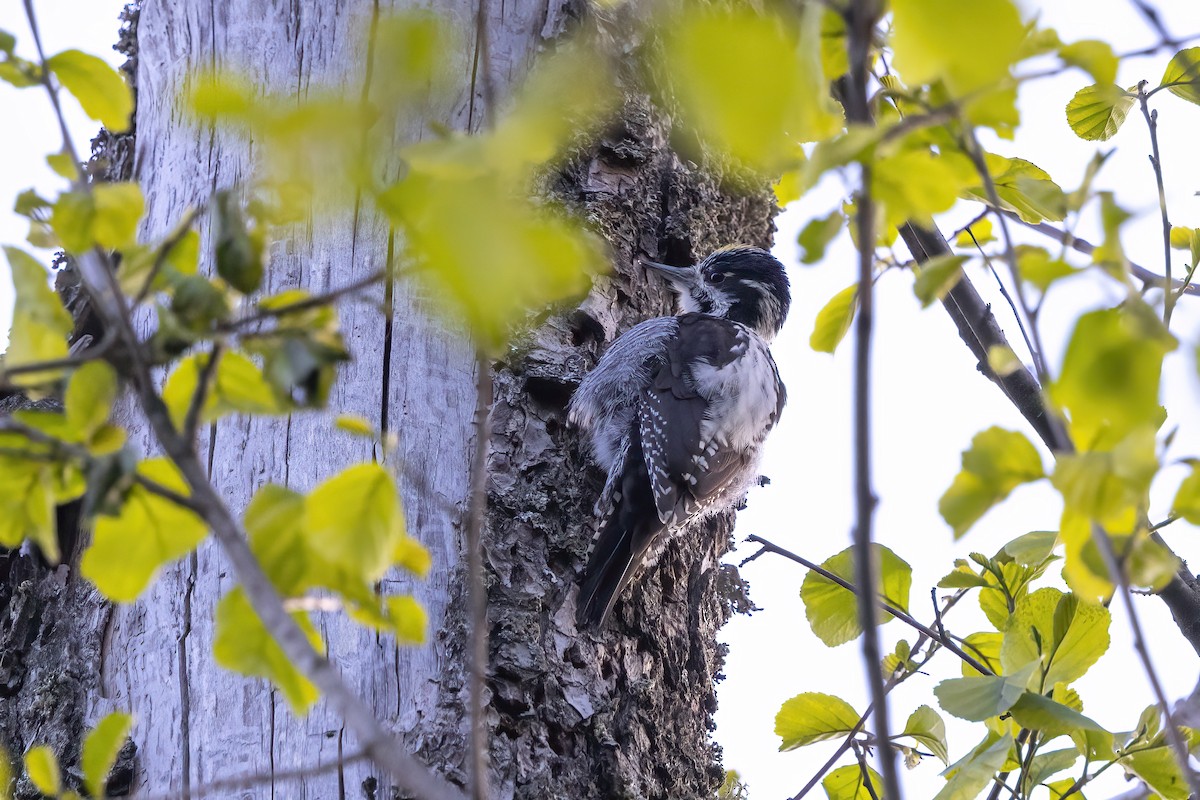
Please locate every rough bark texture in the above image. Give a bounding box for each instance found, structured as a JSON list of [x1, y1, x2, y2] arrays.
[[1, 2, 775, 798]]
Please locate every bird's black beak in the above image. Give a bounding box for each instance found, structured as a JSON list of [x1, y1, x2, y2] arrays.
[[639, 258, 698, 289]]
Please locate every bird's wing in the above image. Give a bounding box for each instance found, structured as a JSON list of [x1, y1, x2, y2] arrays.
[[639, 315, 754, 525]]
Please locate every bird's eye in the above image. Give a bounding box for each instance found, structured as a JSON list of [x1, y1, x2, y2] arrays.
[[708, 272, 726, 284]]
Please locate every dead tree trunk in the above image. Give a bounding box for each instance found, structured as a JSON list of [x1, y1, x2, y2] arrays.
[[1, 2, 777, 798]]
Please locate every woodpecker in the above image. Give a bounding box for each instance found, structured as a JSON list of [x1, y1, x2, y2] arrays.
[[569, 246, 790, 626]]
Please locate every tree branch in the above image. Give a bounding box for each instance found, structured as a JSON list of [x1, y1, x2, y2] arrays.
[[1135, 81, 1176, 325], [842, 1, 900, 794]]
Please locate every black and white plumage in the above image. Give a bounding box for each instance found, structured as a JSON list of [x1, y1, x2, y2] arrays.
[[569, 246, 790, 626]]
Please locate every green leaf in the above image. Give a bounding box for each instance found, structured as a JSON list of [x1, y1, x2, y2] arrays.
[[1066, 84, 1134, 141], [938, 561, 990, 589], [335, 414, 376, 438], [1169, 226, 1200, 268], [245, 484, 311, 594], [0, 454, 60, 560], [872, 148, 976, 228], [662, 6, 840, 171], [380, 168, 601, 351], [385, 595, 427, 645], [213, 587, 321, 714], [797, 210, 845, 264], [1173, 465, 1200, 524], [1051, 427, 1157, 525], [1160, 47, 1200, 106], [1050, 307, 1174, 449], [810, 284, 857, 354], [1002, 531, 1058, 566], [162, 351, 282, 430], [1017, 245, 1078, 292], [898, 705, 949, 764], [775, 692, 861, 751], [393, 535, 432, 579], [933, 732, 1014, 800], [1122, 738, 1195, 799], [939, 427, 1045, 538], [81, 458, 208, 601], [960, 632, 1003, 678], [800, 544, 912, 647], [1008, 691, 1106, 737], [1026, 747, 1079, 788], [962, 155, 1067, 224], [934, 663, 1035, 721], [305, 462, 403, 583], [913, 254, 967, 307], [24, 745, 59, 795], [45, 49, 133, 132], [891, 0, 1024, 95], [213, 191, 264, 294], [3, 247, 73, 385], [955, 218, 994, 248], [1000, 588, 1110, 686], [82, 712, 133, 797], [821, 764, 882, 800], [91, 183, 144, 249], [1059, 40, 1119, 86], [65, 361, 118, 440]]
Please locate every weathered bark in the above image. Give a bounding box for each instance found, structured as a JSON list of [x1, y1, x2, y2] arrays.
[[1, 2, 775, 798]]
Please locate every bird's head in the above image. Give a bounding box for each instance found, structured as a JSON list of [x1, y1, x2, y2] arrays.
[[640, 246, 791, 341]]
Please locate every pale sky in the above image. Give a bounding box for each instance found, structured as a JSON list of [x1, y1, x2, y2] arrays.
[[3, 2, 1200, 799]]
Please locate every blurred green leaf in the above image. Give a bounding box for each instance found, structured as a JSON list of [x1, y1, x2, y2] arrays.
[[955, 218, 994, 248], [46, 48, 133, 132], [1059, 40, 1119, 86], [162, 351, 282, 430], [809, 284, 857, 354], [1016, 245, 1078, 292], [872, 147, 975, 228], [65, 361, 118, 440], [1002, 531, 1058, 566], [891, 0, 1024, 95], [939, 427, 1045, 538], [1173, 464, 1200, 524], [305, 462, 402, 583], [913, 254, 967, 307], [662, 5, 840, 171], [82, 458, 207, 601], [24, 745, 59, 796], [381, 171, 601, 351], [800, 544, 912, 647], [214, 587, 321, 714], [1066, 84, 1134, 141], [214, 190, 264, 294], [82, 712, 133, 798], [797, 210, 845, 264], [3, 247, 72, 385], [1160, 47, 1200, 106], [775, 692, 861, 751], [1050, 307, 1174, 448]]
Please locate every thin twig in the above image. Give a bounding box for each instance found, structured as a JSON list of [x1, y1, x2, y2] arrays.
[[1005, 212, 1200, 297], [465, 351, 492, 800], [966, 225, 1039, 369], [0, 336, 114, 385], [130, 748, 370, 800], [1136, 81, 1176, 325], [133, 205, 205, 307], [134, 474, 202, 512], [746, 535, 993, 676], [226, 269, 387, 332], [182, 344, 223, 445], [962, 130, 1050, 384]]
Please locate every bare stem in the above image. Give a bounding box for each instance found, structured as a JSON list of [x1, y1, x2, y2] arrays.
[[1136, 82, 1175, 326], [466, 351, 492, 800]]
